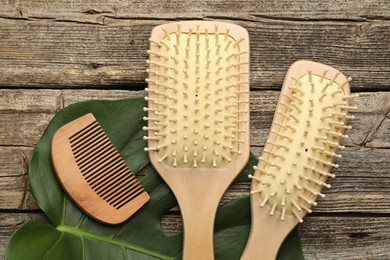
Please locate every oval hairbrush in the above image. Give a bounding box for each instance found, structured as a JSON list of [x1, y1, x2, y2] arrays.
[[241, 60, 358, 259], [144, 21, 250, 259]]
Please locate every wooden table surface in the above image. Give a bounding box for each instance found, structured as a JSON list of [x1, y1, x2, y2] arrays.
[[1, 1, 389, 259]]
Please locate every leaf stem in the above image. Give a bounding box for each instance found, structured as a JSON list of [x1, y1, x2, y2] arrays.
[[56, 225, 174, 260]]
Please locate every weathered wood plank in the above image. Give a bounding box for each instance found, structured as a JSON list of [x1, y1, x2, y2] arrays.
[[0, 89, 61, 113], [1, 145, 389, 213], [1, 90, 389, 147], [1, 212, 389, 259], [1, 0, 390, 20], [0, 213, 48, 259], [0, 19, 389, 89], [249, 91, 390, 148], [161, 213, 390, 259], [246, 147, 390, 213], [0, 90, 388, 212]]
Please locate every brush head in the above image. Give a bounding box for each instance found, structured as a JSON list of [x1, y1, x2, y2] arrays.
[[250, 60, 357, 223], [51, 113, 150, 225], [144, 21, 250, 171]]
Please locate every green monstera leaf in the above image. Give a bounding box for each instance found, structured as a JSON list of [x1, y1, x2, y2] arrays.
[[5, 97, 304, 260]]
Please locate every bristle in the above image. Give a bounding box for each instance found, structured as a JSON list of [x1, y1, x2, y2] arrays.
[[250, 67, 355, 222]]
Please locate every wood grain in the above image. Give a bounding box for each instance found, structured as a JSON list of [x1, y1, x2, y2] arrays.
[[160, 213, 390, 259], [1, 212, 389, 259], [1, 0, 390, 20], [0, 18, 389, 89], [0, 90, 389, 214], [1, 90, 389, 147], [0, 2, 389, 257]]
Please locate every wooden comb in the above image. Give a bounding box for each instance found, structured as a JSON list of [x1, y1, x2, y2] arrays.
[[241, 60, 358, 259], [144, 21, 250, 259], [51, 113, 149, 225]]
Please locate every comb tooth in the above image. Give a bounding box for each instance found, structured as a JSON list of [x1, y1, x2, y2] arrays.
[[71, 124, 102, 152], [106, 180, 140, 205], [115, 188, 145, 209], [78, 142, 119, 171], [102, 176, 138, 201], [85, 155, 125, 183], [75, 139, 113, 168], [93, 167, 130, 192], [69, 121, 99, 142], [93, 167, 131, 196], [73, 130, 110, 158]]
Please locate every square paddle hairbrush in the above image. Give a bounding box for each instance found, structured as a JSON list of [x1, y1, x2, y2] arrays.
[[51, 113, 149, 225], [144, 21, 250, 259]]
